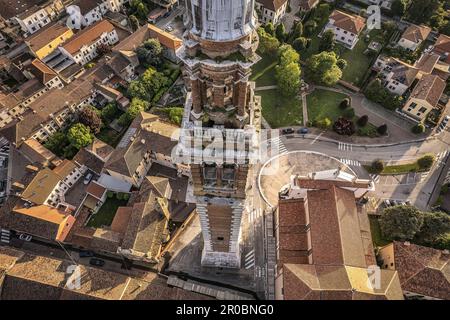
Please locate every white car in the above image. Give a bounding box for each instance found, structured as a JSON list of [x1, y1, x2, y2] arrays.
[[83, 173, 93, 185], [165, 25, 174, 32], [19, 234, 32, 242]]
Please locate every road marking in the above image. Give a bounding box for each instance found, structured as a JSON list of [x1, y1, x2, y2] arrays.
[[436, 151, 449, 164], [310, 132, 324, 145], [340, 158, 361, 166], [1, 229, 10, 244], [338, 142, 353, 151]]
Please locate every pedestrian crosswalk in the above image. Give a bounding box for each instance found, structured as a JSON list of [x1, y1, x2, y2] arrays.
[[436, 150, 449, 164], [247, 208, 263, 224], [340, 158, 361, 166], [244, 249, 255, 270], [338, 142, 353, 151], [1, 229, 10, 244], [270, 137, 287, 154], [369, 174, 380, 183]]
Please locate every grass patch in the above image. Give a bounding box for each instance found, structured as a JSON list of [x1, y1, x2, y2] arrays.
[[259, 89, 303, 128], [364, 162, 427, 175], [87, 197, 129, 228], [369, 215, 391, 247], [96, 127, 126, 148], [355, 117, 379, 137], [251, 54, 278, 87], [336, 29, 384, 87], [306, 89, 348, 122]]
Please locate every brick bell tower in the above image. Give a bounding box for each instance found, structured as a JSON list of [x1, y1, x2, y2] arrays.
[[177, 0, 261, 268]]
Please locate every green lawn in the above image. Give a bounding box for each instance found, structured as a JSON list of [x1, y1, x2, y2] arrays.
[[369, 215, 391, 247], [364, 162, 427, 175], [259, 89, 303, 128], [306, 89, 348, 122], [87, 197, 129, 228], [251, 54, 277, 87], [96, 127, 125, 148], [337, 29, 384, 87]]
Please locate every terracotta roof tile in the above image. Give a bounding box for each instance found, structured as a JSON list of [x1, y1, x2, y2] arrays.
[[329, 10, 366, 34]]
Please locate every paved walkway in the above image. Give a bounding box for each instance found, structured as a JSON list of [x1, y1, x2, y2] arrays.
[[301, 93, 308, 126], [255, 85, 277, 92]]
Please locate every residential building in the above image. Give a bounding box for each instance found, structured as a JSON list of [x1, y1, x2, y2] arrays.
[[25, 21, 75, 59], [60, 20, 119, 65], [432, 34, 450, 65], [0, 0, 64, 37], [69, 0, 126, 27], [0, 201, 75, 242], [397, 24, 431, 52], [25, 59, 64, 89], [0, 246, 213, 300], [373, 56, 419, 95], [299, 0, 319, 12], [103, 112, 181, 189], [378, 241, 449, 300], [402, 74, 446, 122], [255, 0, 289, 25], [323, 10, 366, 50], [274, 169, 404, 300], [73, 138, 114, 175], [147, 24, 183, 62]]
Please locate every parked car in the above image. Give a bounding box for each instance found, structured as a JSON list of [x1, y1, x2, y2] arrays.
[[79, 250, 94, 258], [298, 128, 308, 134], [83, 173, 93, 185], [89, 258, 105, 267], [281, 128, 294, 135], [165, 25, 174, 32], [18, 234, 32, 242]]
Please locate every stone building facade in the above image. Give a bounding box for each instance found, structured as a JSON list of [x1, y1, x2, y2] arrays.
[[177, 0, 261, 268]]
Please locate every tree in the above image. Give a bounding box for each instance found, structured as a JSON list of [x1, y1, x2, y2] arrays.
[[307, 51, 343, 86], [377, 124, 388, 135], [79, 106, 103, 134], [357, 115, 369, 127], [44, 132, 69, 156], [379, 206, 424, 241], [319, 29, 335, 52], [101, 103, 119, 122], [168, 107, 184, 126], [137, 39, 163, 67], [407, 0, 441, 24], [416, 211, 450, 243], [275, 23, 287, 43], [257, 28, 280, 56], [275, 45, 301, 97], [96, 43, 111, 56], [337, 58, 347, 70], [391, 0, 407, 16], [264, 22, 275, 36], [118, 98, 148, 126], [292, 37, 308, 52], [129, 15, 139, 31], [304, 20, 317, 36], [417, 154, 435, 170], [315, 3, 331, 20], [315, 117, 332, 129], [288, 22, 303, 43], [128, 67, 169, 100], [333, 117, 355, 135], [371, 159, 385, 174], [339, 98, 350, 109], [412, 123, 425, 134], [67, 123, 93, 150], [130, 0, 149, 20]]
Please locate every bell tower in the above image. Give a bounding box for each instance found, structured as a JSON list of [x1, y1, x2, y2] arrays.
[[178, 0, 261, 268]]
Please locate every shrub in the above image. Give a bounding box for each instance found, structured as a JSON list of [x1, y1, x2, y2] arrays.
[[417, 154, 435, 170], [343, 107, 355, 119], [357, 115, 369, 127], [333, 117, 355, 135], [371, 159, 385, 174], [377, 124, 388, 135], [116, 192, 124, 200], [339, 98, 350, 109], [123, 193, 130, 201], [107, 191, 114, 198], [315, 117, 332, 129], [412, 123, 425, 134]]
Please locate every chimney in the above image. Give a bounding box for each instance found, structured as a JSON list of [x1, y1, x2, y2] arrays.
[[25, 165, 39, 172], [404, 241, 410, 246], [12, 181, 25, 190]]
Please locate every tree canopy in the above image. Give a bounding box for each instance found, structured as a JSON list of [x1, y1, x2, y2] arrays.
[[379, 205, 424, 241], [275, 45, 301, 97], [67, 123, 94, 150], [79, 106, 103, 134], [118, 98, 149, 126], [306, 51, 343, 86], [137, 39, 163, 67], [257, 28, 280, 56]]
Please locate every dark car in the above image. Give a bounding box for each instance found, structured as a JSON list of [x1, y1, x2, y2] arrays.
[[281, 128, 295, 135], [79, 250, 94, 258], [298, 128, 308, 134], [89, 258, 105, 267]]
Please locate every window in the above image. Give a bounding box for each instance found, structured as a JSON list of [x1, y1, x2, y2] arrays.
[[343, 30, 347, 34], [217, 237, 224, 241]]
